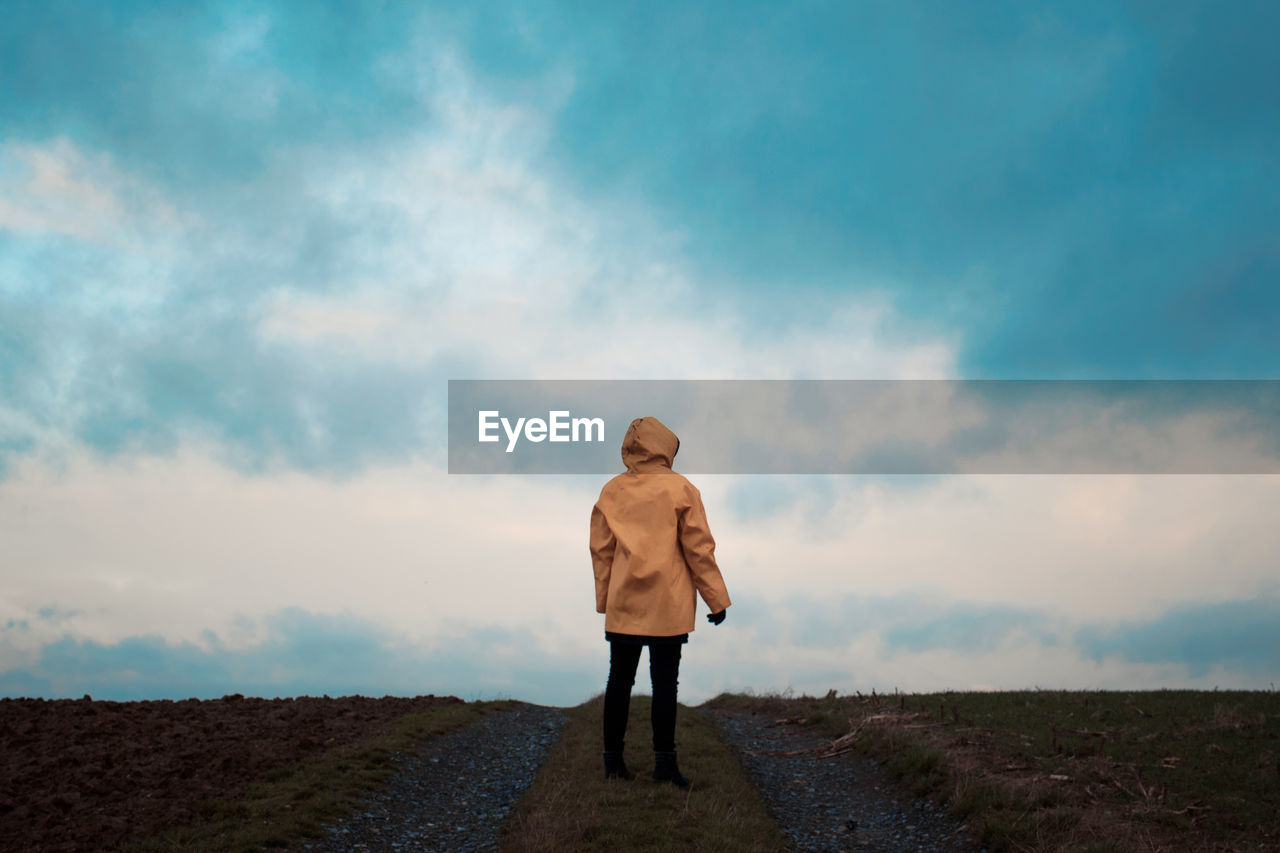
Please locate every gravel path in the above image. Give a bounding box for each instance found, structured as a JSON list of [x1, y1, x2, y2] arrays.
[[707, 709, 985, 853], [298, 703, 566, 853]]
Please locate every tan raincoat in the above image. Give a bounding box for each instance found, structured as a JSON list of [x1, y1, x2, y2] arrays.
[[589, 416, 732, 636]]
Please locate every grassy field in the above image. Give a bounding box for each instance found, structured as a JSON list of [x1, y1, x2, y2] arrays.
[[706, 689, 1280, 853], [119, 700, 519, 853], [500, 695, 788, 852], [112, 687, 1280, 852]]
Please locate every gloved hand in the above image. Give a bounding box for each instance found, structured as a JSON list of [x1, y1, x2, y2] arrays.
[[707, 609, 726, 626]]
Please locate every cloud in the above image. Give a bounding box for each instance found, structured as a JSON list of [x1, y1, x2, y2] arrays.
[[0, 606, 599, 703], [3, 3, 1278, 703], [4, 592, 1275, 704], [0, 138, 153, 244], [4, 2, 1277, 399], [3, 447, 1279, 700], [1077, 596, 1280, 678], [445, 1, 1280, 378], [0, 2, 434, 188], [715, 474, 1280, 626], [1, 37, 956, 479], [0, 448, 603, 661]]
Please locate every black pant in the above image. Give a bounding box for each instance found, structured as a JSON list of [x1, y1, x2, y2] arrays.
[[602, 640, 682, 753]]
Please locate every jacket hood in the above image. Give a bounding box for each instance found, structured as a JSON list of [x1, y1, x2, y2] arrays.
[[621, 416, 680, 472]]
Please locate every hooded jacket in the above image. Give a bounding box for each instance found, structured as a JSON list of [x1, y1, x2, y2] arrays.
[[589, 416, 732, 636]]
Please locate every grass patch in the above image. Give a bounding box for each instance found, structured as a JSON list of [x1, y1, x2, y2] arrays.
[[706, 688, 1280, 852], [502, 694, 788, 852], [117, 700, 519, 853]]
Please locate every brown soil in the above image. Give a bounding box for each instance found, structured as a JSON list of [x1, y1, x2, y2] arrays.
[[0, 692, 462, 853]]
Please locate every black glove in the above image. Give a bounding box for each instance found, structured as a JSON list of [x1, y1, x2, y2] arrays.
[[707, 609, 726, 626]]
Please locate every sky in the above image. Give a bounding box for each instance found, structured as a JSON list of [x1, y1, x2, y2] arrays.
[[1, 0, 1278, 704]]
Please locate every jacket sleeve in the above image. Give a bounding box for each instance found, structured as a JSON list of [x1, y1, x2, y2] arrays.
[[678, 485, 732, 613], [589, 500, 616, 614]]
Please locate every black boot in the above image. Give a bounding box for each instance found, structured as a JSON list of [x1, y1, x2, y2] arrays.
[[603, 750, 633, 780], [652, 750, 690, 788]]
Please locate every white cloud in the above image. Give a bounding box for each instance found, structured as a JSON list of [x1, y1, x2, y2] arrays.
[[0, 447, 598, 657], [0, 137, 192, 248], [2, 447, 1277, 699], [713, 473, 1280, 623], [250, 46, 956, 381]]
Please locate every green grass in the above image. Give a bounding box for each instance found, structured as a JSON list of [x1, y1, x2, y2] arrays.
[[706, 689, 1280, 853], [501, 694, 789, 852], [117, 700, 518, 853]]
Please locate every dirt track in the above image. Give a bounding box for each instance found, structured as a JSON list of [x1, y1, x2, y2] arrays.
[[708, 708, 982, 852]]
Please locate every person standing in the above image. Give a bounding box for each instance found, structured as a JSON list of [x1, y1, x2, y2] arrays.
[[589, 416, 731, 787]]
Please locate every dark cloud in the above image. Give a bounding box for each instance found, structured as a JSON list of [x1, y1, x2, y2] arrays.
[[0, 607, 599, 703], [4, 595, 1277, 700], [1076, 596, 1280, 678], [739, 589, 1278, 684], [476, 0, 1280, 376], [760, 592, 1058, 655], [0, 0, 427, 189], [3, 0, 1277, 483]]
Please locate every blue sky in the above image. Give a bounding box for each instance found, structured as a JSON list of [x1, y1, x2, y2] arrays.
[[1, 1, 1278, 702]]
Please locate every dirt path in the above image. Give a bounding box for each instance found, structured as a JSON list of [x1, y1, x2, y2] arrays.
[[707, 708, 984, 853], [295, 702, 566, 853]]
